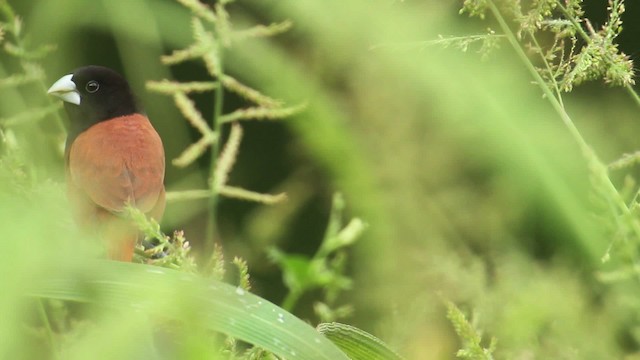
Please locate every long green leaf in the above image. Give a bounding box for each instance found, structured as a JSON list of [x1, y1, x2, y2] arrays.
[[28, 261, 349, 360]]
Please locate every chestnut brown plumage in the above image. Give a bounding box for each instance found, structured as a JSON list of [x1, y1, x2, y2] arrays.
[[48, 66, 165, 261]]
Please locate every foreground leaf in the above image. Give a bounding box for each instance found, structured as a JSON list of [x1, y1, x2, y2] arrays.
[[28, 261, 349, 360]]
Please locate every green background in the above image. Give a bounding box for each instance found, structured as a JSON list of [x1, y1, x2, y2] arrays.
[[3, 0, 640, 358]]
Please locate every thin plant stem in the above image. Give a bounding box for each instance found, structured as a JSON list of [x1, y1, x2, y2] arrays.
[[487, 0, 640, 243], [206, 44, 225, 252], [526, 30, 564, 108]]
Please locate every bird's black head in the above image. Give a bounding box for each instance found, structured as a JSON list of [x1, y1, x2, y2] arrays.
[[48, 65, 142, 145]]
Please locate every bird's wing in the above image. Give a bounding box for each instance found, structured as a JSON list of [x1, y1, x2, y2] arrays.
[[68, 114, 165, 214]]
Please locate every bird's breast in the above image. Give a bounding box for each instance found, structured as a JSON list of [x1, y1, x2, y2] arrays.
[[67, 113, 165, 213], [70, 114, 164, 169]]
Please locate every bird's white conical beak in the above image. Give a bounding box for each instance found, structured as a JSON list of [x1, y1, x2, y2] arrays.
[[47, 74, 81, 105]]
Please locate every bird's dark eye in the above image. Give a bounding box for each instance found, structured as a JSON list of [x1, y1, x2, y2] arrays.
[[85, 81, 100, 93]]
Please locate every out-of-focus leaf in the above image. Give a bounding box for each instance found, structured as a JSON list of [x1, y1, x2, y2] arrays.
[[28, 261, 350, 360]]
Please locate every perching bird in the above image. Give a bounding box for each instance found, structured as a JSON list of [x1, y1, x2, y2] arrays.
[[48, 65, 165, 261]]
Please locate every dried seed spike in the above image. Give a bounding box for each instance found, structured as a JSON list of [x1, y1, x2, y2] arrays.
[[221, 75, 283, 107], [219, 103, 307, 124], [203, 51, 222, 77], [213, 123, 243, 190], [146, 80, 218, 95], [219, 185, 287, 205], [172, 133, 217, 168], [176, 0, 217, 23], [214, 3, 232, 47], [161, 43, 208, 65], [233, 20, 293, 40], [173, 92, 213, 135]]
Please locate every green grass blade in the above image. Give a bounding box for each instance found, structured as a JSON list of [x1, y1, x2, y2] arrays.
[[28, 261, 350, 360], [317, 322, 405, 360]]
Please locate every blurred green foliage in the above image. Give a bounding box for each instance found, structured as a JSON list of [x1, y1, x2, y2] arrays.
[[3, 0, 640, 358]]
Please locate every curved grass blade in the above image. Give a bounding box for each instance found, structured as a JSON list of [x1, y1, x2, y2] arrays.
[[317, 322, 405, 360], [28, 261, 349, 360]]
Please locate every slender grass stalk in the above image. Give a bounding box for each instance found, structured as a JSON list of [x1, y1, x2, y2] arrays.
[[526, 30, 564, 107], [206, 28, 225, 251], [487, 0, 640, 249], [624, 82, 640, 108]]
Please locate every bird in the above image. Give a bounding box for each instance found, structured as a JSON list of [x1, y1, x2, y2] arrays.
[[48, 65, 165, 261]]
